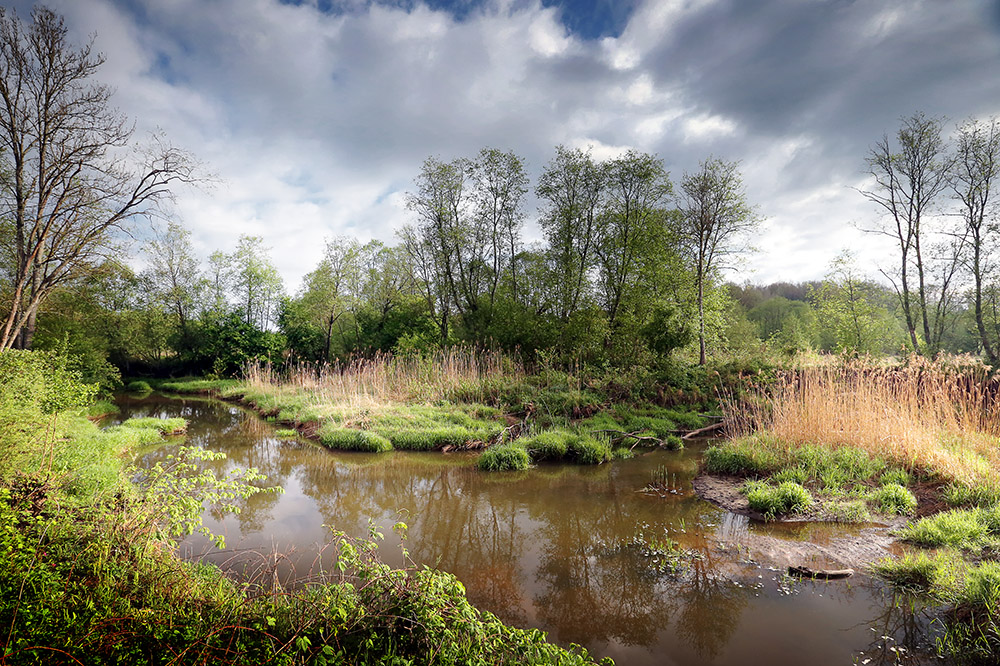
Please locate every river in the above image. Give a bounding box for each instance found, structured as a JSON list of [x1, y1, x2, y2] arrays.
[[119, 392, 942, 665]]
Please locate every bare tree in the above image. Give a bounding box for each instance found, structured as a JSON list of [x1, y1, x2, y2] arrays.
[[0, 7, 197, 350], [952, 117, 1000, 364], [678, 157, 759, 365], [860, 112, 952, 355]]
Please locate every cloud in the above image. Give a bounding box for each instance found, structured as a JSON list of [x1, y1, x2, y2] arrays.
[[15, 0, 1000, 290]]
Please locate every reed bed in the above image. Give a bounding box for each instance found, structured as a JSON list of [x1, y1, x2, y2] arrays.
[[243, 348, 523, 411], [723, 357, 1000, 489]]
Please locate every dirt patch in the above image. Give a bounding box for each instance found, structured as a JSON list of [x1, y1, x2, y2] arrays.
[[694, 474, 909, 571]]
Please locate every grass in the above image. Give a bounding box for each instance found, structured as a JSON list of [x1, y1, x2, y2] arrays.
[[870, 482, 917, 515], [120, 416, 188, 435], [899, 507, 1000, 550], [477, 443, 531, 471], [742, 480, 812, 519], [722, 358, 1000, 493], [126, 379, 152, 393]]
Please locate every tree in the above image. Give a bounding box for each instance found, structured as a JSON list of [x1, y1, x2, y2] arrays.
[[536, 146, 604, 324], [0, 7, 196, 350], [227, 235, 284, 330], [677, 158, 759, 365], [951, 117, 1000, 364], [594, 150, 673, 335], [860, 112, 953, 355], [145, 221, 204, 344]]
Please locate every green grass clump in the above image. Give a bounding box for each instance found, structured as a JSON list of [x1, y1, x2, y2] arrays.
[[385, 427, 477, 450], [663, 434, 684, 451], [318, 426, 393, 453], [84, 400, 119, 419], [943, 483, 1000, 508], [612, 447, 634, 460], [703, 440, 781, 476], [880, 468, 913, 487], [478, 444, 531, 472], [157, 378, 240, 394], [121, 417, 187, 435], [871, 551, 965, 595], [827, 500, 872, 523], [743, 480, 812, 519], [273, 428, 298, 439], [520, 430, 574, 460], [900, 508, 994, 549], [870, 483, 917, 515], [568, 435, 612, 465], [126, 380, 152, 393]]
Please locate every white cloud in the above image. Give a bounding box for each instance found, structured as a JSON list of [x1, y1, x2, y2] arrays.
[[17, 0, 1000, 294]]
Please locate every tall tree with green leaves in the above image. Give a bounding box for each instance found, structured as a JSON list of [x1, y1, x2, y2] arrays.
[[145, 221, 204, 343], [594, 150, 673, 335], [227, 235, 284, 330], [677, 158, 759, 365]]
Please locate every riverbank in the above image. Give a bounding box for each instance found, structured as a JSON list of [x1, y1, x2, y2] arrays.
[[1, 350, 612, 666], [696, 359, 1000, 662]]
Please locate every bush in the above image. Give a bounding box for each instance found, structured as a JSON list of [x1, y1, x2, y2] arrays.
[[318, 426, 393, 453], [870, 483, 917, 515], [478, 444, 531, 472]]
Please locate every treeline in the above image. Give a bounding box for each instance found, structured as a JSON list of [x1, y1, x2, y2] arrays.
[[20, 133, 1000, 381], [22, 147, 766, 378]]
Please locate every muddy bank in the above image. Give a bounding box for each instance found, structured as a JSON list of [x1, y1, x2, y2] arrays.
[[695, 474, 907, 570]]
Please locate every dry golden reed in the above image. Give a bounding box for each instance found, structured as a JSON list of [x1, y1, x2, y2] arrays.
[[724, 356, 1000, 488], [244, 348, 522, 409]]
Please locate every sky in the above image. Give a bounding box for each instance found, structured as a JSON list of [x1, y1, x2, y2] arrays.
[[13, 0, 1000, 293]]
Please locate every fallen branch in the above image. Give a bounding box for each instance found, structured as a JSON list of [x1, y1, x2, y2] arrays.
[[787, 565, 854, 580], [682, 421, 726, 440], [590, 429, 662, 449]]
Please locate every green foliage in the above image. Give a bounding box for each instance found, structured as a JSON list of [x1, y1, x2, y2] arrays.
[[477, 443, 531, 472], [520, 429, 573, 460], [120, 417, 187, 435], [663, 434, 684, 451], [900, 508, 997, 549], [870, 483, 917, 515], [742, 480, 812, 519], [871, 550, 965, 595], [273, 428, 298, 439], [317, 425, 393, 453], [827, 499, 872, 523], [703, 441, 781, 476], [568, 435, 612, 465], [126, 379, 153, 393]]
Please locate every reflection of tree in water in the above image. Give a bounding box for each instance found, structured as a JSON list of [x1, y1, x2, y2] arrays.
[[673, 555, 749, 661], [405, 466, 530, 626], [850, 584, 941, 666], [531, 472, 678, 647]]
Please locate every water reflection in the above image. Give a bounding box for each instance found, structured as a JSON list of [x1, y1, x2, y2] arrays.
[[121, 394, 948, 665]]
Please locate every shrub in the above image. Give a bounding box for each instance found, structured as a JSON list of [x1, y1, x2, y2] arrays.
[[318, 426, 393, 453], [478, 444, 531, 472], [870, 483, 917, 515]]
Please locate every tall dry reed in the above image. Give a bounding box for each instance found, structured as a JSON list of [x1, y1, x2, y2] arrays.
[[724, 357, 1000, 487], [244, 348, 522, 408]]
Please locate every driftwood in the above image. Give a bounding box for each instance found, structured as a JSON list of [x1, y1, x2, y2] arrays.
[[787, 565, 854, 580], [590, 429, 662, 449], [681, 421, 727, 440]]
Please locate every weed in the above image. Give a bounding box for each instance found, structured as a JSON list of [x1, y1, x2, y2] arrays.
[[870, 483, 918, 515]]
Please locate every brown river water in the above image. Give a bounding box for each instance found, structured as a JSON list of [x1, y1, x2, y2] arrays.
[[118, 393, 946, 666]]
